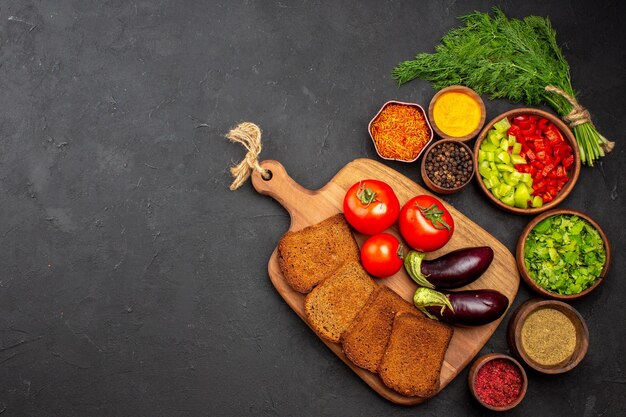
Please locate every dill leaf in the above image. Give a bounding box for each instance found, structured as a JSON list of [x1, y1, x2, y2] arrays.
[[393, 8, 613, 165]]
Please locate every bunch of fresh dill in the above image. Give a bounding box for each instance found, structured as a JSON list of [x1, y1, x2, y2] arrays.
[[393, 8, 613, 166]]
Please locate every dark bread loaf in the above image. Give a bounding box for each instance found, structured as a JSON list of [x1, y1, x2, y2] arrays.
[[341, 286, 418, 373], [277, 214, 360, 294], [378, 312, 453, 398], [304, 261, 377, 343]]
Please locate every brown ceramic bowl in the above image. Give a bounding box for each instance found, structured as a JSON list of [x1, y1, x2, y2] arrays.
[[473, 108, 581, 215], [507, 298, 589, 374], [420, 139, 475, 194], [468, 353, 528, 411], [368, 100, 434, 163], [516, 208, 611, 300], [428, 85, 486, 142]]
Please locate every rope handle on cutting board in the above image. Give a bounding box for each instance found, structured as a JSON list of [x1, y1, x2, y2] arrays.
[[224, 122, 271, 190]]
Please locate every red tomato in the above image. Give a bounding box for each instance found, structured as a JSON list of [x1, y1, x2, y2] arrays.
[[398, 195, 454, 252], [343, 180, 400, 235], [360, 233, 403, 278]]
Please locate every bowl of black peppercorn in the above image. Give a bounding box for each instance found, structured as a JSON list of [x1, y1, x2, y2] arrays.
[[421, 139, 475, 194]]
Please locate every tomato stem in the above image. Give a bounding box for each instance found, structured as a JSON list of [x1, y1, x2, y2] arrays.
[[396, 243, 404, 260], [416, 203, 451, 231], [356, 182, 378, 206]]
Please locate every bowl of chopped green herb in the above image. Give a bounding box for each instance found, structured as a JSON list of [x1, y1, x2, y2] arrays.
[[516, 209, 611, 300]]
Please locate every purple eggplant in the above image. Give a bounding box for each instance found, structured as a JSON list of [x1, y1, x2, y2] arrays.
[[413, 287, 509, 326], [404, 247, 494, 289]]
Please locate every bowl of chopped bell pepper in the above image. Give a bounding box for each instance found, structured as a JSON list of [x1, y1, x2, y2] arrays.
[[473, 108, 581, 214]]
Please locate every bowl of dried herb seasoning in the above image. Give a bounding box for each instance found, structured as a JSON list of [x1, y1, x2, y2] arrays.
[[507, 298, 589, 374], [421, 139, 475, 194], [368, 101, 433, 162], [468, 353, 527, 411], [516, 208, 610, 300]]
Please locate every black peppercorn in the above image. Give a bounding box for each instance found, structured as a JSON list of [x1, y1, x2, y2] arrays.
[[424, 141, 473, 189]]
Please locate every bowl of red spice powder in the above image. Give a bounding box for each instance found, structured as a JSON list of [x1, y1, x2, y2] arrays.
[[368, 101, 433, 163], [468, 353, 528, 411]]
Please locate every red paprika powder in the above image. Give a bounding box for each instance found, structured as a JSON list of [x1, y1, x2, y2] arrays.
[[474, 358, 523, 407]]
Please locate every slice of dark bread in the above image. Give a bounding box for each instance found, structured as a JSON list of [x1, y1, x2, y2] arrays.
[[341, 286, 417, 373], [378, 312, 453, 398], [304, 261, 378, 343], [277, 214, 360, 294]]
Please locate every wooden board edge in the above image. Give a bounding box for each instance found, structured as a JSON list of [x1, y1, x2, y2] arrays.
[[258, 157, 521, 404]]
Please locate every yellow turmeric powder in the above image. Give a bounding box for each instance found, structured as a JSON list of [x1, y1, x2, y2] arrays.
[[432, 91, 481, 138]]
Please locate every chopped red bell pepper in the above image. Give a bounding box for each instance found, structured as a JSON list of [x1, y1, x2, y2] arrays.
[[562, 155, 574, 168], [508, 125, 521, 137], [545, 129, 560, 144], [535, 150, 547, 161], [543, 193, 554, 203], [508, 114, 574, 203], [534, 140, 546, 151], [538, 118, 551, 131], [541, 163, 554, 177], [516, 119, 532, 130], [534, 179, 546, 192]]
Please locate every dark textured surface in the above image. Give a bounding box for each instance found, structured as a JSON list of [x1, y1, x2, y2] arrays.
[[0, 1, 624, 416]]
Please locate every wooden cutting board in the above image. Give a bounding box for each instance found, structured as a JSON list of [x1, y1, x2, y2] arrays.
[[251, 158, 520, 405]]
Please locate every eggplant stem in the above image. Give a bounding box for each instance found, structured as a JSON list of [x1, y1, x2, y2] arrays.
[[416, 305, 438, 320], [413, 287, 455, 319], [404, 251, 435, 289]]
